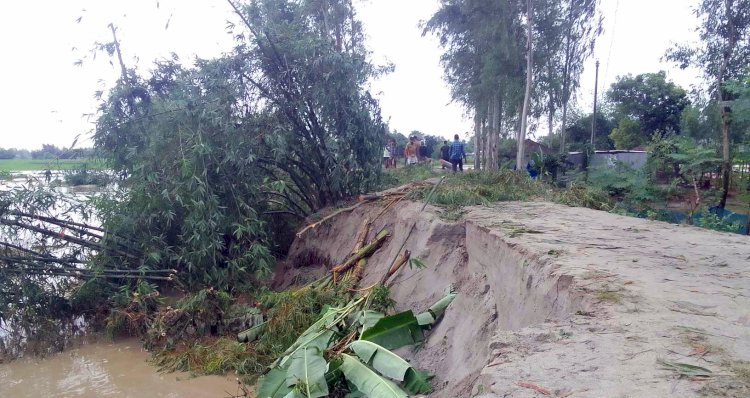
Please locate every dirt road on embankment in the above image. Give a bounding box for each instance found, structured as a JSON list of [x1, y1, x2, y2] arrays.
[[281, 198, 750, 397]]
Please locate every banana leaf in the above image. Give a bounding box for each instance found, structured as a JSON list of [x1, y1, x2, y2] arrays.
[[286, 347, 329, 398], [339, 354, 408, 398], [415, 312, 434, 326], [403, 368, 433, 395], [416, 292, 456, 327], [282, 390, 306, 398], [276, 306, 341, 367], [356, 310, 384, 334], [360, 310, 423, 350], [258, 367, 292, 398], [348, 340, 410, 381]]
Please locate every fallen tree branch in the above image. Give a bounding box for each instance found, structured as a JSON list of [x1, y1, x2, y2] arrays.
[[332, 229, 389, 276], [296, 202, 365, 238]]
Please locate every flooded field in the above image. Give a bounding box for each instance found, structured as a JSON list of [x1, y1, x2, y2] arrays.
[[1, 173, 241, 397], [0, 339, 241, 398]]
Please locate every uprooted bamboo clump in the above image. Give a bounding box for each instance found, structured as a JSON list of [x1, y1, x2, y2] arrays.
[[238, 214, 456, 397]]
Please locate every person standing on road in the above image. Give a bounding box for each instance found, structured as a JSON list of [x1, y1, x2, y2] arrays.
[[383, 145, 392, 169], [386, 138, 397, 168], [440, 140, 450, 169], [449, 134, 465, 173], [405, 136, 418, 165]]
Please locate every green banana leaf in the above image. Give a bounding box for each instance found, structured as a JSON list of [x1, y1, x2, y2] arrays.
[[282, 390, 306, 398], [360, 310, 423, 350], [357, 310, 384, 334], [258, 367, 292, 398], [286, 347, 329, 398], [403, 368, 434, 395], [339, 354, 408, 398], [276, 306, 341, 367], [416, 292, 456, 327], [348, 340, 410, 381], [415, 312, 434, 326]]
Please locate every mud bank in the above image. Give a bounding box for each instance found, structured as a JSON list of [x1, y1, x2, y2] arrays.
[[283, 200, 750, 397]]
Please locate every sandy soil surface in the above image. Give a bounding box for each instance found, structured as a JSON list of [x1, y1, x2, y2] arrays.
[[466, 203, 750, 398], [285, 198, 750, 397]]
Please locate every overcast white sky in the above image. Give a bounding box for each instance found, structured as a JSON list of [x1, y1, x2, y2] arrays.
[[0, 0, 701, 149]]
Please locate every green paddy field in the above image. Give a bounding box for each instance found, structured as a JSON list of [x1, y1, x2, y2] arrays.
[[0, 159, 106, 172]]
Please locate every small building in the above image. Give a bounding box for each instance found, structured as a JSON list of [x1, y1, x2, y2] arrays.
[[592, 150, 647, 169], [567, 150, 648, 170]]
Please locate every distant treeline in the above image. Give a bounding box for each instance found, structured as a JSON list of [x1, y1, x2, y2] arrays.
[[0, 145, 95, 160]]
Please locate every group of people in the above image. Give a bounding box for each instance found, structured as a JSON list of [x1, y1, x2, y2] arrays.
[[440, 134, 466, 173], [383, 134, 466, 173]]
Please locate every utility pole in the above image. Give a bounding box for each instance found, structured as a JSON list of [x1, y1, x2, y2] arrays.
[[590, 59, 600, 147]]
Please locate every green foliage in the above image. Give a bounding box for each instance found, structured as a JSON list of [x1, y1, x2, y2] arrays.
[[587, 164, 665, 212], [696, 211, 743, 233], [0, 159, 103, 172], [610, 117, 643, 150], [62, 167, 111, 186], [727, 74, 750, 124], [379, 164, 435, 189], [607, 71, 690, 138], [680, 104, 722, 142], [410, 170, 547, 207], [150, 285, 341, 377], [105, 281, 164, 338], [254, 288, 455, 398], [564, 112, 615, 151], [151, 337, 256, 375], [646, 134, 721, 205], [339, 353, 408, 397], [530, 151, 567, 181], [360, 311, 424, 350], [553, 183, 613, 211], [368, 285, 396, 314], [91, 0, 388, 290], [424, 0, 600, 157], [286, 347, 329, 397]]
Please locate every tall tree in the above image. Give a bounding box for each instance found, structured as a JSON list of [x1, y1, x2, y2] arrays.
[[606, 71, 690, 147], [517, 0, 534, 169], [424, 0, 525, 170], [426, 0, 599, 168], [666, 0, 750, 208], [93, 0, 387, 288], [559, 0, 600, 153]]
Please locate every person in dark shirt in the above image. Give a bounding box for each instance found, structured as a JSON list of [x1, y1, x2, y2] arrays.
[[449, 134, 466, 173], [440, 141, 450, 169]]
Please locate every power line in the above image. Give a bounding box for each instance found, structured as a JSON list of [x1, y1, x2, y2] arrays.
[[602, 0, 620, 88]]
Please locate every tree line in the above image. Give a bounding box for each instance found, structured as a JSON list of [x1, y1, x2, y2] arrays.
[[0, 145, 95, 160], [426, 0, 750, 210]]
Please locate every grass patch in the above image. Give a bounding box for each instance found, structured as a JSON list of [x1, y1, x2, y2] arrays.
[[595, 290, 623, 304], [150, 285, 343, 379], [554, 183, 613, 211], [408, 169, 550, 207], [379, 164, 436, 188], [732, 361, 750, 384], [151, 337, 256, 376], [0, 158, 107, 172], [438, 206, 467, 222]]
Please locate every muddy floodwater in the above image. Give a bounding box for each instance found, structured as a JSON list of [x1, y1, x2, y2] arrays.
[[0, 340, 242, 397]]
